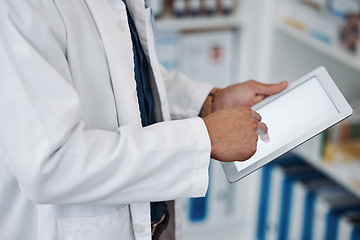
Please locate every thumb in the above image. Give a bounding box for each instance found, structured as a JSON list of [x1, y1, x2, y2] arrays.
[[251, 80, 288, 96]]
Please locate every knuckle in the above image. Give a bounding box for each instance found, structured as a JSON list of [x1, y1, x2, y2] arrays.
[[248, 145, 257, 157], [254, 132, 259, 141], [251, 119, 259, 129], [246, 107, 253, 114], [240, 106, 252, 114]]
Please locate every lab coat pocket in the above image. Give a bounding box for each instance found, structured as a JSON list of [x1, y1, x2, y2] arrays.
[[58, 205, 135, 240]]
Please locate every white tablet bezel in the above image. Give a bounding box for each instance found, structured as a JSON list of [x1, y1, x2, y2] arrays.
[[222, 66, 353, 183]]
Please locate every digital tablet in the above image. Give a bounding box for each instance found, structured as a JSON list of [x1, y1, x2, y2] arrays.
[[222, 66, 353, 183]]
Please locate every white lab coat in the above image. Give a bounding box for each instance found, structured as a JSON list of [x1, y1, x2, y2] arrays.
[[0, 0, 214, 239]]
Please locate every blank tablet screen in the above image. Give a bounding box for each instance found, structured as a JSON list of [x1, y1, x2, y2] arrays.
[[234, 76, 339, 172]]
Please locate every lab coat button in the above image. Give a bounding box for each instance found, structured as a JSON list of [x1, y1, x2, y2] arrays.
[[117, 21, 125, 32], [133, 224, 145, 233]]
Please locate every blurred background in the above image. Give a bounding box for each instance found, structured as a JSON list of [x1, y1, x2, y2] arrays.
[[146, 0, 360, 239]]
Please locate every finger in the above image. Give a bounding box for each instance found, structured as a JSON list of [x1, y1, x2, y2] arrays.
[[252, 110, 262, 122], [256, 122, 270, 143], [256, 121, 267, 134], [251, 80, 288, 96], [253, 94, 266, 103]]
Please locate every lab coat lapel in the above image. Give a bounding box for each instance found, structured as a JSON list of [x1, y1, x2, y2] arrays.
[[85, 0, 170, 121], [124, 0, 149, 57], [126, 0, 171, 121], [84, 0, 141, 126]]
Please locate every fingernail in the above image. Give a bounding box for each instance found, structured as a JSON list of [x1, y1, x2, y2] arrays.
[[261, 133, 270, 143]]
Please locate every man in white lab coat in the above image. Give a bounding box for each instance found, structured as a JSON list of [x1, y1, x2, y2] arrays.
[[0, 0, 287, 240]]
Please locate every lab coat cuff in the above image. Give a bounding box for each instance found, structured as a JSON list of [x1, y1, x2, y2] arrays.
[[188, 117, 211, 197]]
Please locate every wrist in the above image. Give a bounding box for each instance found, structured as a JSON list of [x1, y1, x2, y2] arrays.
[[200, 88, 220, 117], [211, 87, 226, 113]]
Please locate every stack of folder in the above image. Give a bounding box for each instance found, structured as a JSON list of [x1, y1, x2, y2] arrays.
[[257, 153, 360, 240]]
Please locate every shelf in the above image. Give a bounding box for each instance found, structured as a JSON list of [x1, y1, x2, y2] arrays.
[[275, 21, 360, 72], [155, 15, 242, 32], [294, 149, 360, 200]]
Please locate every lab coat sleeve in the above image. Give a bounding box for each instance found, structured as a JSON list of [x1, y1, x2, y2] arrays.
[[0, 0, 210, 205], [160, 65, 214, 119]]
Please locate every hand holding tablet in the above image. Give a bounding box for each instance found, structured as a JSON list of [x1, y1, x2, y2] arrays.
[[203, 80, 287, 162], [222, 66, 353, 183], [203, 107, 263, 162]]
